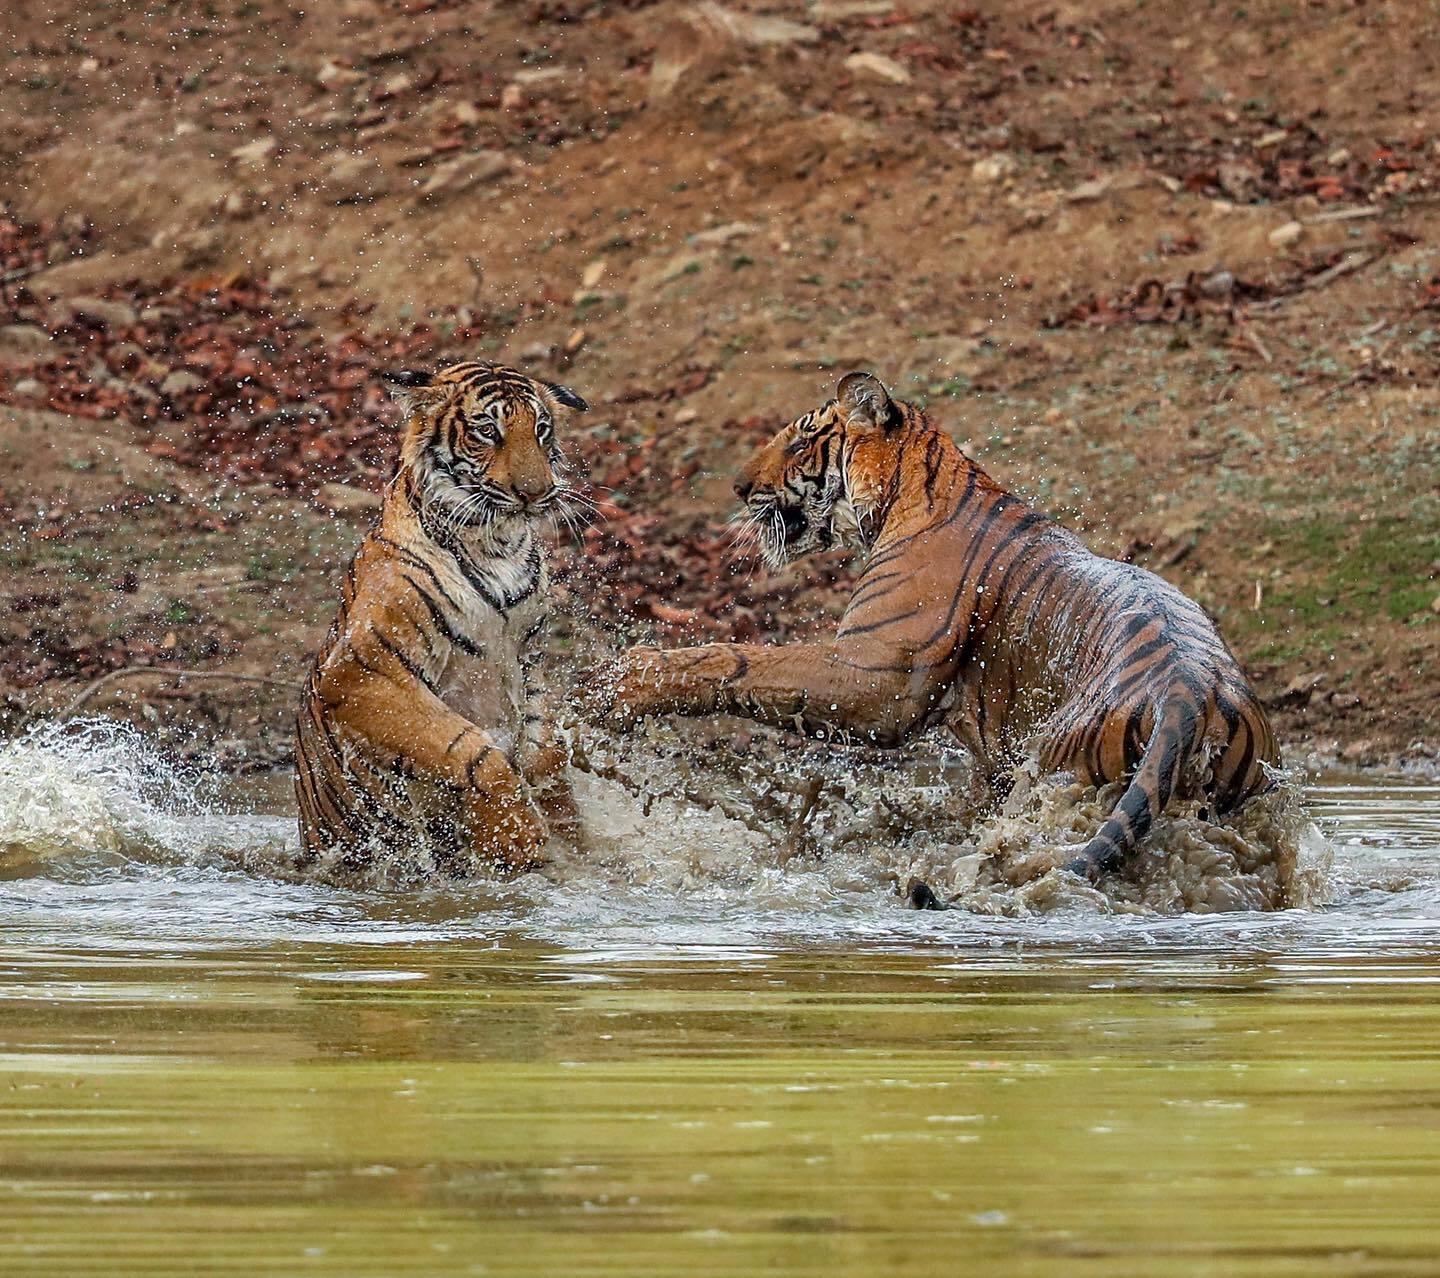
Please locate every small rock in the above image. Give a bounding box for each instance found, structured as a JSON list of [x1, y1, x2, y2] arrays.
[[316, 59, 364, 90], [695, 1, 818, 45], [811, 0, 894, 16], [1198, 268, 1235, 299], [971, 153, 1017, 184], [1339, 738, 1380, 765], [513, 67, 567, 87], [1329, 691, 1363, 712], [689, 221, 757, 246], [176, 228, 221, 268], [0, 324, 53, 367], [11, 377, 45, 398], [230, 137, 277, 169], [844, 51, 911, 85], [1326, 147, 1351, 167], [1273, 672, 1324, 708], [1430, 593, 1440, 615], [378, 71, 412, 98], [581, 259, 607, 289], [418, 149, 510, 197], [500, 83, 526, 111], [315, 482, 382, 517], [1066, 176, 1111, 202], [451, 100, 484, 126], [318, 153, 392, 204], [1268, 220, 1304, 249], [1255, 128, 1289, 149], [160, 369, 205, 398], [56, 296, 139, 329]]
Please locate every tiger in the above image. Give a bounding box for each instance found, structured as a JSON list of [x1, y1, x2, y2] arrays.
[[295, 359, 592, 877], [599, 371, 1279, 890]]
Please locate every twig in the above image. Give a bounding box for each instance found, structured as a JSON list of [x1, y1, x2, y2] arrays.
[[1301, 206, 1382, 225], [464, 256, 485, 308], [58, 667, 296, 719], [1301, 250, 1377, 293], [1240, 323, 1273, 364], [0, 251, 86, 286]]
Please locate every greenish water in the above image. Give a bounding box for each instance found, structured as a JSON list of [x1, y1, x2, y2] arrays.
[[1, 727, 1438, 1276]]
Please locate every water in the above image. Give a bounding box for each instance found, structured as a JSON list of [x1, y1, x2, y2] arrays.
[[1, 723, 1438, 1276]]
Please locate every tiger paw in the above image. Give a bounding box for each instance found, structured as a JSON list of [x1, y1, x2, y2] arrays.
[[461, 788, 550, 876]]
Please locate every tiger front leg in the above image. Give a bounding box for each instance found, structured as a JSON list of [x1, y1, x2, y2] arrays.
[[603, 642, 939, 747], [456, 748, 550, 872], [316, 653, 549, 874]]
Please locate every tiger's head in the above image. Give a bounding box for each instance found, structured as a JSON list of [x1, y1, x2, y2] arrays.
[[733, 371, 915, 568], [384, 359, 590, 539]]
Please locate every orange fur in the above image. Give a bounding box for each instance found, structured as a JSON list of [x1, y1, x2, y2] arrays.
[[295, 360, 589, 876], [607, 372, 1279, 881]]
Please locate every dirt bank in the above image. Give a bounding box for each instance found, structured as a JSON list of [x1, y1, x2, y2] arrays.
[[0, 0, 1435, 767]]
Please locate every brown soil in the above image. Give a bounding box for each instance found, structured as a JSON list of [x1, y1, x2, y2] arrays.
[[0, 0, 1436, 769]]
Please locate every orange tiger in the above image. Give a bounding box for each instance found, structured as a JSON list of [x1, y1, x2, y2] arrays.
[[602, 372, 1279, 886], [295, 359, 592, 877]]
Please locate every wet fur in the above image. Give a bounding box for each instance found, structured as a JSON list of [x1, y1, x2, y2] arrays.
[[608, 373, 1279, 885], [295, 360, 590, 876]]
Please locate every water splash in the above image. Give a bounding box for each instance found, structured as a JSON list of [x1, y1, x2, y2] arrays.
[[0, 716, 1332, 916]]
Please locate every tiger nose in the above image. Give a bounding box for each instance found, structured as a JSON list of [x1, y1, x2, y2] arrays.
[[734, 475, 755, 502], [517, 480, 556, 505]]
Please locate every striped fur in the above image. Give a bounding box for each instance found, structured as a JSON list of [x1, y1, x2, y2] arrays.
[[606, 372, 1279, 883], [295, 360, 591, 876]]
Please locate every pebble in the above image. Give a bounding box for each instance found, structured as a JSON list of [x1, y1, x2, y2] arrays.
[[696, 1, 819, 45], [690, 221, 757, 246], [418, 150, 510, 197], [160, 369, 205, 398], [1339, 738, 1380, 765], [0, 324, 53, 366], [230, 137, 277, 169], [318, 153, 391, 204], [972, 153, 1017, 184], [53, 296, 139, 329], [844, 52, 911, 85], [1268, 220, 1304, 248], [11, 377, 45, 398], [316, 59, 364, 91]]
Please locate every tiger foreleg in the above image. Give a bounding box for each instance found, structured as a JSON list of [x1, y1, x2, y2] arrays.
[[604, 641, 938, 747], [314, 652, 548, 873]]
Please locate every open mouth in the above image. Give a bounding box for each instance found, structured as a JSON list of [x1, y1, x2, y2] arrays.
[[777, 504, 808, 543]]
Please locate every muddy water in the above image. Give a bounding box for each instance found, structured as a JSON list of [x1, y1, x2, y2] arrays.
[[1, 725, 1439, 1276]]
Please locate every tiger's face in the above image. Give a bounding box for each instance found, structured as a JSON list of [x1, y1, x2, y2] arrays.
[[733, 371, 901, 568], [387, 360, 589, 536]]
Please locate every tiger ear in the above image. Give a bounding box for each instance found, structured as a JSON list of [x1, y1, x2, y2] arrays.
[[544, 380, 589, 412], [836, 371, 894, 428], [380, 368, 442, 414]]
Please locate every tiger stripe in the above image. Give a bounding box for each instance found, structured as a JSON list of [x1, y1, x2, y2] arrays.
[[607, 371, 1279, 886], [294, 360, 590, 877]]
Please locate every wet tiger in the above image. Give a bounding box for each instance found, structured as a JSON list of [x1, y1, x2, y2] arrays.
[[295, 359, 592, 877], [601, 371, 1279, 885]]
